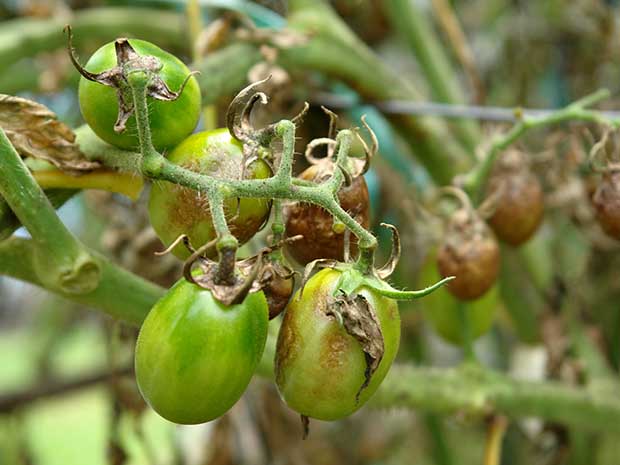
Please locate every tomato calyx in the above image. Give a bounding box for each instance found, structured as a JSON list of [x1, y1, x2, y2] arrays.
[[65, 25, 197, 134], [226, 77, 309, 165], [157, 233, 299, 306]]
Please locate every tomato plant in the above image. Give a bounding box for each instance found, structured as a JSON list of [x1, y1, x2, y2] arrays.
[[274, 268, 400, 420], [77, 38, 201, 151], [135, 277, 268, 424], [148, 129, 272, 258]]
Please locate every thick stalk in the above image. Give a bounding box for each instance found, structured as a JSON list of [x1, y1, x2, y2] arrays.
[[0, 128, 100, 294], [0, 237, 163, 325]]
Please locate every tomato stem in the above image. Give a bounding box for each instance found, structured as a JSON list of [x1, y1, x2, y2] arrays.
[[126, 67, 379, 271], [462, 88, 620, 205]]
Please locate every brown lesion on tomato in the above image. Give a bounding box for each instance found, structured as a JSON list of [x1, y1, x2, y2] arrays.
[[274, 308, 301, 388], [285, 172, 370, 265], [437, 208, 500, 301], [485, 150, 544, 246], [592, 172, 620, 240]]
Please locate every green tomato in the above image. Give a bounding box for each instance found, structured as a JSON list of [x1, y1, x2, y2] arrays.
[[148, 129, 272, 259], [78, 39, 201, 150], [420, 249, 499, 345], [275, 269, 401, 421], [135, 278, 269, 424]]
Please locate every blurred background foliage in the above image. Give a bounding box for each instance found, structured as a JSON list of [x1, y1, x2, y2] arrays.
[[1, 0, 620, 464]]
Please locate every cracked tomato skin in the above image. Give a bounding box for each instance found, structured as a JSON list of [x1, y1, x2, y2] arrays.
[[148, 129, 272, 259], [135, 278, 268, 424], [274, 269, 400, 421], [78, 39, 201, 151]]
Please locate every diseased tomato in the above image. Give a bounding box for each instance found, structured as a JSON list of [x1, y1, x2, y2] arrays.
[[437, 209, 500, 301], [135, 278, 269, 424], [420, 249, 499, 345], [274, 268, 400, 420], [285, 165, 370, 265], [592, 172, 620, 240], [148, 129, 272, 259], [486, 150, 544, 246], [78, 39, 201, 151]]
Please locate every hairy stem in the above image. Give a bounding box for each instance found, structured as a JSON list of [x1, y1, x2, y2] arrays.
[[0, 128, 100, 294], [464, 89, 620, 203]]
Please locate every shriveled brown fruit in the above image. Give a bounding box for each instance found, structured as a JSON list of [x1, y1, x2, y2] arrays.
[[264, 271, 294, 319], [486, 150, 544, 246], [285, 163, 370, 265], [437, 209, 500, 301], [592, 172, 620, 240]]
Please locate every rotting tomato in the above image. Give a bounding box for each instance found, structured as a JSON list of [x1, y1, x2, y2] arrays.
[[76, 38, 201, 151], [135, 277, 268, 425], [274, 268, 400, 421], [285, 164, 370, 265], [486, 150, 544, 246], [592, 172, 620, 240], [420, 249, 498, 345], [437, 209, 500, 301], [148, 129, 272, 259]]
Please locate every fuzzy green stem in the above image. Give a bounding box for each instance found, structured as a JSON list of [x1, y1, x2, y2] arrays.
[[0, 237, 163, 325], [0, 128, 100, 294], [125, 69, 378, 267], [463, 89, 620, 204]]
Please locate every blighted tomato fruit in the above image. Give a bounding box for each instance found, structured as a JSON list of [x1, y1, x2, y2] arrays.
[[285, 165, 370, 265], [486, 150, 544, 246], [274, 268, 400, 421], [148, 129, 272, 259], [135, 278, 269, 424], [592, 172, 620, 240], [437, 209, 500, 301]]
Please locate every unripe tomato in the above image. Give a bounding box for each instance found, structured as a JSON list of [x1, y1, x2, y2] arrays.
[[275, 269, 400, 420], [437, 209, 500, 301], [78, 39, 201, 150], [135, 278, 268, 424], [285, 167, 370, 264], [148, 129, 272, 259], [487, 151, 544, 246], [420, 249, 498, 345], [592, 172, 620, 240]]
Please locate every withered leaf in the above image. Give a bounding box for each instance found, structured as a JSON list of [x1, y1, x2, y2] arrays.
[[0, 94, 100, 173], [326, 293, 384, 403]]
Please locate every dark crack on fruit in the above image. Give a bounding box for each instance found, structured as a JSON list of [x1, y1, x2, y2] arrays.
[[326, 293, 384, 404]]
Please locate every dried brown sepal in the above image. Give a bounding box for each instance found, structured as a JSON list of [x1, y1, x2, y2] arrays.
[[0, 94, 99, 173], [226, 78, 308, 162], [65, 25, 197, 133], [326, 292, 384, 403], [190, 253, 265, 306]]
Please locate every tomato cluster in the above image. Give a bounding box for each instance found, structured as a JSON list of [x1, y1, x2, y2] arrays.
[[70, 33, 561, 429]]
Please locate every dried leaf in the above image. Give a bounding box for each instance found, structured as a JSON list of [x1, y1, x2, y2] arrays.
[[326, 293, 384, 403], [0, 94, 100, 172]]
